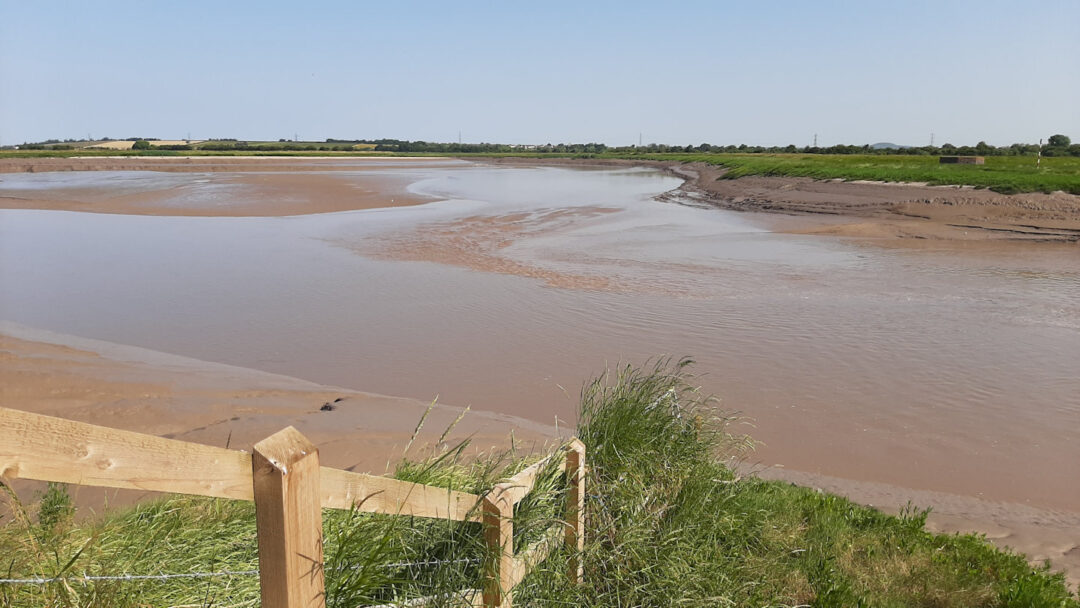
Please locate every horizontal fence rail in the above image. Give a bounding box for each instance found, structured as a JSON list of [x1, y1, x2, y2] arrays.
[[0, 407, 480, 521], [0, 407, 584, 608]]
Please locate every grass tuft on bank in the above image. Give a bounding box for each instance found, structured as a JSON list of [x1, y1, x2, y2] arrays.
[[2, 360, 1076, 607]]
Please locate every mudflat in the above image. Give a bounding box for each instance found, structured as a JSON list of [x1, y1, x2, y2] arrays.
[[7, 156, 1079, 238], [484, 157, 1080, 243], [673, 163, 1080, 242], [0, 157, 451, 174], [0, 324, 555, 509], [0, 157, 453, 216]]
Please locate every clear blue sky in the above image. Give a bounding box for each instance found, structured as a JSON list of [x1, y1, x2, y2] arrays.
[[2, 0, 1077, 147]]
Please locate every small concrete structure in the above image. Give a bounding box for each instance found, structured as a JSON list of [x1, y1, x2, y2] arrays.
[[939, 156, 985, 165]]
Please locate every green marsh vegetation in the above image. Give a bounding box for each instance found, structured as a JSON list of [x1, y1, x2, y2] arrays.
[[2, 361, 1077, 607], [606, 153, 1080, 195]]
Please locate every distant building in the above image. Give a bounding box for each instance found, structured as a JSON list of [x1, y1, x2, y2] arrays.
[[939, 156, 985, 165]]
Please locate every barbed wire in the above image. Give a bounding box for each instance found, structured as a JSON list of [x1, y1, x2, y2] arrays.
[[380, 557, 478, 570], [0, 557, 480, 587], [367, 587, 480, 608], [0, 570, 259, 585]]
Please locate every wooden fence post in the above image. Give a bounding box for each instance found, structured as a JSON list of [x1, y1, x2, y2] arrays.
[[252, 427, 325, 608], [482, 484, 514, 608], [564, 439, 586, 584]]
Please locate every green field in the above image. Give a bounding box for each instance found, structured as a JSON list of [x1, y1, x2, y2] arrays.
[[2, 362, 1075, 607], [604, 153, 1080, 195]]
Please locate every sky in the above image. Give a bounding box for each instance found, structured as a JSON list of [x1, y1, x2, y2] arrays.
[[1, 0, 1078, 147]]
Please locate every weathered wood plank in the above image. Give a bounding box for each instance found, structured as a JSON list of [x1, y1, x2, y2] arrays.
[[508, 532, 559, 589], [496, 451, 558, 506], [564, 439, 586, 584], [0, 407, 483, 520], [252, 427, 325, 608], [0, 406, 254, 500], [320, 467, 481, 522], [482, 484, 514, 608]]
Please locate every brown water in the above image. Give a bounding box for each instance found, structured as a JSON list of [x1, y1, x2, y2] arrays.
[[1, 162, 1078, 511]]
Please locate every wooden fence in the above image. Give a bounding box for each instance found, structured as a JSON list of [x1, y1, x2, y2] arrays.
[[0, 406, 585, 608]]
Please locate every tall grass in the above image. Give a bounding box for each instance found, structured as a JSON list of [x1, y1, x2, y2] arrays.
[[2, 360, 1077, 607], [525, 359, 1078, 607]]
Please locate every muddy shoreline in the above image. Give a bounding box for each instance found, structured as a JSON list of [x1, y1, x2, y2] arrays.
[[480, 157, 1080, 243], [0, 323, 556, 513], [4, 156, 1079, 241], [0, 156, 452, 174], [3, 326, 1076, 587], [0, 158, 455, 216]]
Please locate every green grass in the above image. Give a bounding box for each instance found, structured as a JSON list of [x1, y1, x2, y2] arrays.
[[600, 153, 1080, 195], [2, 361, 1077, 607]]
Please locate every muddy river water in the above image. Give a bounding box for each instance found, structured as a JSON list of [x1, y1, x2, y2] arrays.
[[1, 160, 1078, 512]]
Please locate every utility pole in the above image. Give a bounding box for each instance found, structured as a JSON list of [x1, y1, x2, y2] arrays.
[[813, 133, 818, 147], [930, 132, 935, 147], [1037, 139, 1043, 168]]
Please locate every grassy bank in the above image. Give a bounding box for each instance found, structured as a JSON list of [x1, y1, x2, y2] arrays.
[[604, 153, 1080, 195], [2, 361, 1076, 607]]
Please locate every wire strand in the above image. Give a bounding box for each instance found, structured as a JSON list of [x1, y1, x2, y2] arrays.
[[0, 557, 480, 586], [0, 570, 259, 585]]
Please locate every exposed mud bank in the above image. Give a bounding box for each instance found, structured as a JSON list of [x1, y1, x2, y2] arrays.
[[481, 157, 1080, 243]]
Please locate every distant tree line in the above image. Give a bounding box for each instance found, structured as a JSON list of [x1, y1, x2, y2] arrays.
[[361, 139, 606, 153], [12, 134, 1077, 157], [197, 141, 358, 151], [18, 144, 76, 150], [23, 138, 84, 145], [360, 135, 1078, 157], [604, 135, 1077, 158]]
